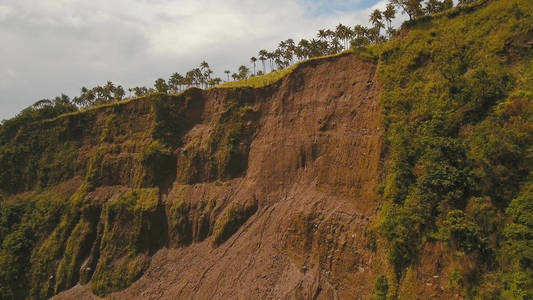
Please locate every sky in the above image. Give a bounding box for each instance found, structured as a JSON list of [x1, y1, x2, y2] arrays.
[[0, 0, 393, 121]]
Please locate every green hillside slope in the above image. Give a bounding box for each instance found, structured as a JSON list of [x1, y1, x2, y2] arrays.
[[378, 0, 533, 298]]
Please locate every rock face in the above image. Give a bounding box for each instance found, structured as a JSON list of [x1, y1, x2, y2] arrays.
[[160, 54, 382, 299], [10, 54, 382, 299]]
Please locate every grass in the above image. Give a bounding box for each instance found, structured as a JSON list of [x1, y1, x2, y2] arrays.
[[216, 65, 299, 89], [90, 188, 164, 297], [376, 0, 533, 297], [216, 48, 377, 89]]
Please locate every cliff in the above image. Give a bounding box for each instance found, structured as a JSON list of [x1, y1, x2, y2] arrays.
[[1, 54, 385, 299]]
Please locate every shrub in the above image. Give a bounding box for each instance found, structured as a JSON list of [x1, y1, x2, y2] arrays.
[[441, 210, 482, 253], [375, 275, 389, 300]]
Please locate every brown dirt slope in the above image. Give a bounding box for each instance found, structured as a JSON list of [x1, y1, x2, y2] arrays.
[[53, 53, 385, 299]]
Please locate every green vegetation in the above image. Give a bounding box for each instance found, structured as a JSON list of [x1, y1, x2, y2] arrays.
[[74, 81, 126, 108], [91, 188, 165, 296], [54, 209, 97, 293], [0, 110, 93, 195], [0, 183, 166, 299], [0, 90, 182, 298], [440, 210, 484, 253], [217, 64, 298, 89], [177, 93, 257, 183], [167, 189, 217, 247], [212, 201, 258, 246], [377, 0, 533, 297], [0, 183, 82, 300], [139, 141, 176, 187], [375, 275, 389, 300], [502, 179, 533, 298], [151, 92, 199, 149], [216, 49, 377, 89]]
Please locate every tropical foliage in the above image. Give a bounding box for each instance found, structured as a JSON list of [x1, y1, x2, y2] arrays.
[[377, 0, 533, 297]]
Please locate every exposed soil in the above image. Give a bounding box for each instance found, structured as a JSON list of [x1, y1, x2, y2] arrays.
[[53, 54, 386, 299]]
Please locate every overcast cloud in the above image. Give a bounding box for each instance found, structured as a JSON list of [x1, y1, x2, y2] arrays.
[[0, 0, 390, 121]]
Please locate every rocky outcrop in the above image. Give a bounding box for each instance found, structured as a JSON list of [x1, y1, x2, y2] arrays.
[[5, 53, 386, 299]]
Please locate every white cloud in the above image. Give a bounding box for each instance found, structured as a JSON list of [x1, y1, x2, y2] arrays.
[[0, 5, 13, 21], [0, 0, 395, 121]]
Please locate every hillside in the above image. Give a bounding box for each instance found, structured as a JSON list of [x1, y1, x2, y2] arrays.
[[0, 0, 532, 299]]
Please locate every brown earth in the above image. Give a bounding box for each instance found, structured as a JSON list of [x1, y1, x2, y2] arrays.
[[53, 53, 388, 299]]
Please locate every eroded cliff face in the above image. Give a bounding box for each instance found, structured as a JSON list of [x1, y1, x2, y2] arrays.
[[3, 53, 387, 299]]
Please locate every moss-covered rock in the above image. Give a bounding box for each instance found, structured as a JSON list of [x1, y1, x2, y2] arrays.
[[177, 94, 257, 184], [90, 188, 165, 297], [212, 200, 258, 246]]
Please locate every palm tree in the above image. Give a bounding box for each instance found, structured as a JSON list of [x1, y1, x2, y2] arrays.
[[285, 39, 296, 64], [267, 51, 275, 72], [384, 3, 396, 32], [250, 56, 257, 76], [114, 85, 125, 100], [258, 50, 268, 73], [213, 77, 222, 86], [169, 72, 183, 93], [352, 25, 370, 47], [198, 61, 211, 88], [278, 40, 287, 51], [184, 73, 193, 88], [309, 39, 320, 57], [32, 99, 53, 109], [283, 49, 293, 66], [369, 9, 384, 43], [325, 29, 335, 44], [335, 23, 351, 50], [224, 70, 231, 82], [238, 65, 250, 80], [186, 70, 196, 87], [344, 26, 356, 49], [193, 68, 203, 88], [200, 60, 209, 71], [154, 78, 168, 94], [204, 69, 213, 88], [331, 37, 342, 54], [298, 39, 310, 60], [370, 9, 384, 27], [132, 87, 148, 97], [317, 29, 328, 41], [103, 81, 115, 102], [273, 49, 284, 69]]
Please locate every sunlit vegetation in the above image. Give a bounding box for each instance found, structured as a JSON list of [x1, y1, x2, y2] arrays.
[[377, 0, 533, 297]]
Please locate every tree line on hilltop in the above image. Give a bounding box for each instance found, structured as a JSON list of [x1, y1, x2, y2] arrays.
[[5, 0, 477, 122]]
